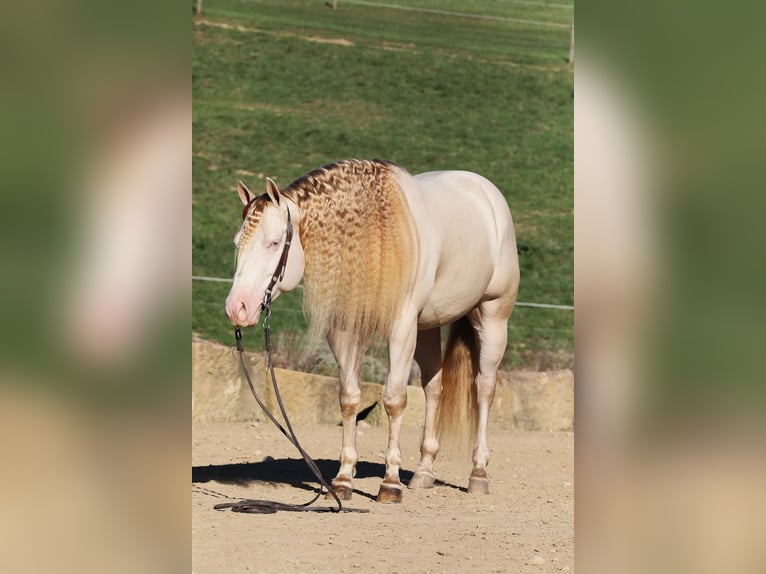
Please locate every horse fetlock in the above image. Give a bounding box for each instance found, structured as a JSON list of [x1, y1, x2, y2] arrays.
[[421, 437, 439, 457], [340, 446, 358, 467], [472, 445, 490, 469]]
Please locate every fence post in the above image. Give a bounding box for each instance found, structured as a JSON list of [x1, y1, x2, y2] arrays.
[[568, 22, 574, 64]]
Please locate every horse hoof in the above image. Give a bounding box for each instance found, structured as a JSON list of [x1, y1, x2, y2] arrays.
[[408, 471, 436, 490], [467, 475, 490, 495], [327, 482, 353, 501], [376, 483, 403, 503]]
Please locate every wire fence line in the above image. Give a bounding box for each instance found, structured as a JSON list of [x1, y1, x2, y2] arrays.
[[335, 0, 572, 29], [192, 275, 573, 311], [499, 1, 573, 9], [192, 299, 573, 333]]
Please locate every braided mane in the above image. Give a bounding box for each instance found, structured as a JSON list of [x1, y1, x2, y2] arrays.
[[282, 159, 418, 341]]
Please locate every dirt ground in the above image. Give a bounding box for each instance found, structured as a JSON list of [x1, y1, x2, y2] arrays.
[[192, 421, 573, 573]]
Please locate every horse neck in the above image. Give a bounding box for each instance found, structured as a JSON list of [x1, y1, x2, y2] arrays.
[[281, 162, 417, 337], [280, 176, 343, 249], [281, 159, 392, 226]]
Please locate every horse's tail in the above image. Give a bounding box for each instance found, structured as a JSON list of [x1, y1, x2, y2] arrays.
[[437, 316, 479, 453]]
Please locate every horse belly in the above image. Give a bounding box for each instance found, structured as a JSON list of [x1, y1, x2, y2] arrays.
[[401, 168, 511, 328], [417, 289, 487, 329]]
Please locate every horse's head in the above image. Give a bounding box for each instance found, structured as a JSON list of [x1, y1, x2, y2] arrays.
[[225, 178, 304, 327]]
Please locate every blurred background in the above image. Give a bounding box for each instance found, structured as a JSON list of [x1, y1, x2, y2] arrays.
[[0, 1, 188, 572], [576, 1, 766, 572]]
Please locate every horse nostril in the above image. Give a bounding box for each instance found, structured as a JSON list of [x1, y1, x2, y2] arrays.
[[236, 300, 248, 322]]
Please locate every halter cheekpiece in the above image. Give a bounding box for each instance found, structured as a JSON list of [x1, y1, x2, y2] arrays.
[[262, 203, 293, 310], [241, 192, 293, 309]]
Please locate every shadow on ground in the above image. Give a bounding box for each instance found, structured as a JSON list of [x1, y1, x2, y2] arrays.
[[192, 458, 465, 501]]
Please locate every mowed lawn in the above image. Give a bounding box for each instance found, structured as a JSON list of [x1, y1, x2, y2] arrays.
[[192, 0, 573, 371]]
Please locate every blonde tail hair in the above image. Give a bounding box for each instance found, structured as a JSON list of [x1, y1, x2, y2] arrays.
[[436, 316, 479, 453]]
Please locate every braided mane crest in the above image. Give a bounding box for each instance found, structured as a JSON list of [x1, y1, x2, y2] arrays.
[[282, 159, 418, 341]]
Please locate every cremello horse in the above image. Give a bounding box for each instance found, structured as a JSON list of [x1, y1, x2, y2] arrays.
[[225, 159, 519, 503]]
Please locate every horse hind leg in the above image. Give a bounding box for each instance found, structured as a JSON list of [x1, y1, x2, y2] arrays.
[[467, 302, 511, 495], [326, 329, 363, 500], [408, 327, 442, 490]]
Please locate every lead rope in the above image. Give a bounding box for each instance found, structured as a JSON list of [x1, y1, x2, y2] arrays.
[[213, 304, 369, 514]]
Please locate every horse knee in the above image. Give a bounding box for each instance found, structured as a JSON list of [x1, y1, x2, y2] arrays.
[[383, 389, 407, 416], [339, 387, 361, 416]]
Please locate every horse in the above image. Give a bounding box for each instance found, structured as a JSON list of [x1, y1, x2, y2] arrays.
[[225, 159, 519, 503]]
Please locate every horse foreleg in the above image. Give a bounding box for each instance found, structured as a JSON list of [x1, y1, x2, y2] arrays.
[[327, 328, 364, 500], [377, 315, 418, 503], [468, 305, 510, 495], [409, 327, 442, 490]]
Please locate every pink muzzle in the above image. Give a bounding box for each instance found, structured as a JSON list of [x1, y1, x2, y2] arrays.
[[224, 288, 263, 327]]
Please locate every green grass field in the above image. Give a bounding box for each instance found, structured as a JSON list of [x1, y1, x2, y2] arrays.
[[192, 0, 573, 373]]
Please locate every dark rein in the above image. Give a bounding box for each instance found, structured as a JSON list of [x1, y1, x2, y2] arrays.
[[215, 202, 368, 514]]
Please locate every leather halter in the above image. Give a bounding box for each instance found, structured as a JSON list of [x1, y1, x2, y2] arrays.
[[262, 204, 293, 310]]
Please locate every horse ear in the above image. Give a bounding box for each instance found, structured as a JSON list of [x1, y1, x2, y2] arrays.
[[266, 177, 281, 206], [237, 180, 253, 206]]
